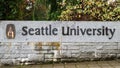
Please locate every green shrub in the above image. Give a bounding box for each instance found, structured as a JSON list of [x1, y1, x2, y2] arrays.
[[58, 0, 120, 21], [0, 0, 23, 20]]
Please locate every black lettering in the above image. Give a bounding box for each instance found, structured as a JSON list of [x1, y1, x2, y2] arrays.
[[41, 27, 44, 35], [109, 28, 116, 39], [45, 27, 49, 35], [93, 28, 96, 35], [97, 28, 102, 36], [77, 26, 79, 35], [35, 28, 40, 35], [49, 25, 52, 35], [105, 27, 109, 36], [62, 27, 69, 35], [22, 26, 28, 36], [102, 26, 105, 35], [86, 28, 92, 35], [80, 29, 86, 35], [52, 28, 58, 35], [29, 28, 34, 35], [70, 28, 76, 35]]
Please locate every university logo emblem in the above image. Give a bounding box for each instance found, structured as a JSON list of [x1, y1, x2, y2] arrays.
[[6, 24, 16, 39]]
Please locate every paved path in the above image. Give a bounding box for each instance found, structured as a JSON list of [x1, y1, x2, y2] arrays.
[[1, 60, 120, 68]]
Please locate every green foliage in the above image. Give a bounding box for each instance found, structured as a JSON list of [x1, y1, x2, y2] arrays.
[[32, 0, 48, 20], [0, 0, 120, 21], [0, 0, 22, 20], [58, 0, 120, 21], [46, 0, 63, 20]]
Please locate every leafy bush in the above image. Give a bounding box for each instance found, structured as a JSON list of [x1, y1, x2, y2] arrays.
[[0, 0, 22, 20], [0, 0, 119, 21], [58, 0, 120, 21]]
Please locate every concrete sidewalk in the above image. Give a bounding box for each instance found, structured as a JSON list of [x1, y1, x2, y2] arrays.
[[54, 60, 120, 68], [1, 60, 120, 68]]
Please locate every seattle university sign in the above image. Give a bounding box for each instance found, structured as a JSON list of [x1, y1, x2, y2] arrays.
[[0, 21, 119, 42]]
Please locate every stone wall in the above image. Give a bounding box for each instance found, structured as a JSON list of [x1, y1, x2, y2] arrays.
[[0, 42, 120, 65], [61, 43, 120, 61]]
